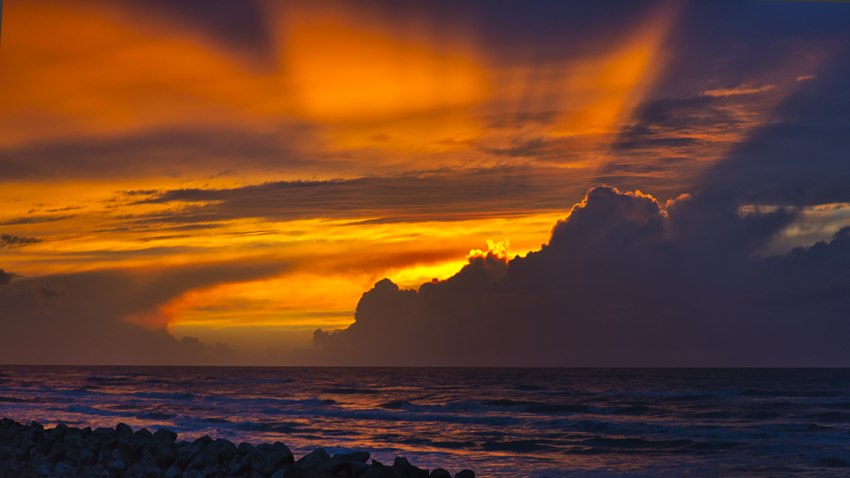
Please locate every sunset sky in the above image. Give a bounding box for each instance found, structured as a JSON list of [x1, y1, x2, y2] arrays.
[[2, 0, 850, 365]]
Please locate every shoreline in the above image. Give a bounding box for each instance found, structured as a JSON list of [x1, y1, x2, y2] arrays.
[[0, 418, 476, 478]]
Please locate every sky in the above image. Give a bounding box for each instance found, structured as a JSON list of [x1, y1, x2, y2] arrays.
[[2, 0, 850, 366]]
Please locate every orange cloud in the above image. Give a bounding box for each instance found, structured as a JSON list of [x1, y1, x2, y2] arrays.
[[283, 23, 488, 122], [700, 84, 776, 97]]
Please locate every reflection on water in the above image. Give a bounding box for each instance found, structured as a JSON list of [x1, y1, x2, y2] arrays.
[[2, 367, 850, 478]]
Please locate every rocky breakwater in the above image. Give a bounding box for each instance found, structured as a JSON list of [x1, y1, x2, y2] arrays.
[[0, 418, 476, 478]]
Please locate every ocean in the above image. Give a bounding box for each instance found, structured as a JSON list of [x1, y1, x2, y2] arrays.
[[1, 367, 850, 478]]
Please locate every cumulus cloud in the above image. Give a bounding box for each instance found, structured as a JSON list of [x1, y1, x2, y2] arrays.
[[308, 186, 850, 367], [0, 261, 289, 365]]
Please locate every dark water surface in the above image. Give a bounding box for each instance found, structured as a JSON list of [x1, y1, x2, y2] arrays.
[[1, 367, 850, 477]]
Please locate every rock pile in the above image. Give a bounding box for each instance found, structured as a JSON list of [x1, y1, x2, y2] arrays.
[[0, 418, 476, 478]]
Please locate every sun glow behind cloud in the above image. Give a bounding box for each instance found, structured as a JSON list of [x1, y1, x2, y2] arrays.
[[3, 0, 843, 359]]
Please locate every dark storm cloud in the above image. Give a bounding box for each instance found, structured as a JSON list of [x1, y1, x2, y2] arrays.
[[0, 270, 18, 286], [460, 0, 668, 61], [0, 261, 290, 365], [0, 127, 316, 182], [701, 56, 850, 206], [658, 0, 850, 91], [598, 0, 850, 203], [99, 0, 276, 67], [0, 234, 41, 248], [305, 186, 850, 367], [118, 167, 588, 225]]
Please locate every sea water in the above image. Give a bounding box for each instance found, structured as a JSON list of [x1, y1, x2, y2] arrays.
[[1, 367, 850, 478]]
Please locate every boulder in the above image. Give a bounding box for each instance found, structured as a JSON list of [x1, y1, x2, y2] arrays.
[[214, 439, 238, 463], [258, 441, 294, 475], [115, 423, 134, 441], [238, 442, 255, 455], [48, 441, 68, 462], [118, 437, 143, 464], [198, 465, 219, 478], [190, 436, 213, 458], [430, 469, 451, 478], [153, 441, 177, 468], [108, 459, 126, 475], [54, 461, 77, 475], [173, 453, 190, 470], [351, 460, 371, 477], [154, 428, 178, 443], [295, 447, 332, 473], [31, 453, 52, 475], [333, 451, 371, 464], [165, 465, 183, 478], [391, 456, 429, 478], [454, 470, 474, 478]]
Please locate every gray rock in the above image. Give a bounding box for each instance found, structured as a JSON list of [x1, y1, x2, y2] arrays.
[[66, 435, 88, 450], [115, 423, 134, 440], [352, 460, 371, 477], [48, 441, 68, 461], [187, 453, 209, 471], [154, 428, 178, 443], [153, 441, 177, 467], [127, 463, 144, 477], [215, 439, 238, 463], [54, 462, 78, 475], [295, 447, 331, 472], [454, 470, 474, 478], [329, 451, 371, 476], [108, 459, 126, 475], [189, 436, 213, 458], [198, 465, 219, 478], [173, 453, 190, 470], [271, 469, 287, 478], [165, 465, 183, 478], [333, 451, 371, 464], [31, 453, 52, 475], [118, 437, 143, 464], [68, 447, 96, 466], [430, 468, 451, 478], [392, 456, 429, 478], [256, 441, 294, 475], [238, 442, 254, 455], [200, 443, 220, 467]]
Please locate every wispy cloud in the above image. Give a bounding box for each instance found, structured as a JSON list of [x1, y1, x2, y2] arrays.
[[700, 84, 775, 97]]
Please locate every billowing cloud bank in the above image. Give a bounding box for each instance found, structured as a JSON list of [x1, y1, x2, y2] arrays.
[[0, 262, 289, 365], [311, 187, 850, 366]]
